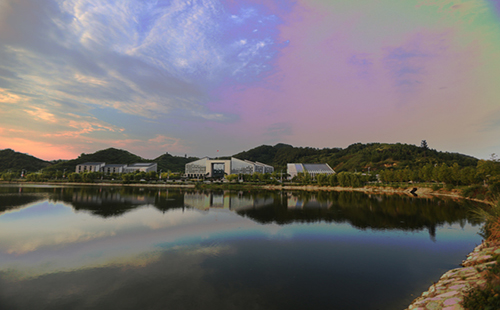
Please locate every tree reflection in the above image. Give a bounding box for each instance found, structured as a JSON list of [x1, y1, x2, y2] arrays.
[[0, 186, 484, 238], [237, 191, 482, 239]]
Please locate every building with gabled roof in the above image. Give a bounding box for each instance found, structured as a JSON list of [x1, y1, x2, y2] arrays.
[[123, 163, 157, 173], [75, 162, 157, 174], [76, 162, 106, 173], [287, 163, 335, 179], [185, 157, 274, 178], [102, 164, 127, 174]]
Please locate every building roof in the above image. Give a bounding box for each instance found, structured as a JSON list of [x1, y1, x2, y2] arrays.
[[288, 163, 335, 174], [127, 163, 156, 167], [303, 164, 333, 172], [256, 161, 273, 167], [289, 163, 304, 172], [103, 164, 127, 168], [78, 162, 105, 166]]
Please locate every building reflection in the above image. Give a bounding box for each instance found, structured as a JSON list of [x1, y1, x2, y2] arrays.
[[184, 191, 274, 211], [72, 190, 156, 206], [286, 193, 332, 209]]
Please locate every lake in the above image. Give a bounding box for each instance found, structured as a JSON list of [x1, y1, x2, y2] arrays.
[[0, 185, 484, 310]]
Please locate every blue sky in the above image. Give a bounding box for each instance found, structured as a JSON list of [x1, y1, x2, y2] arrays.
[[1, 0, 499, 160]]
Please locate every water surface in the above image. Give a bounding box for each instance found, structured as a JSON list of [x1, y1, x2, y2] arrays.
[[0, 186, 484, 310]]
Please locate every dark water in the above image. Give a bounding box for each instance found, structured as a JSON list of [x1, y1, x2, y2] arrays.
[[0, 185, 484, 310]]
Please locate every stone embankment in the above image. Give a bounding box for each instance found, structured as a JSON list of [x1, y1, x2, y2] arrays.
[[405, 241, 500, 310]]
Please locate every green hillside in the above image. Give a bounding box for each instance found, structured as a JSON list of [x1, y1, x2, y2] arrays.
[[0, 149, 51, 173], [234, 142, 478, 172], [152, 153, 199, 173], [44, 148, 197, 173], [1, 143, 480, 174], [46, 148, 148, 173]]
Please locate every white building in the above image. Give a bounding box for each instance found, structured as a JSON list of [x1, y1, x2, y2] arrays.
[[76, 162, 157, 174], [102, 164, 128, 174], [287, 163, 335, 179], [185, 157, 274, 178], [76, 162, 106, 173], [123, 163, 158, 173]]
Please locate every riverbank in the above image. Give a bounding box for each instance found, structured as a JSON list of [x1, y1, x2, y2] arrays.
[[405, 241, 500, 310], [2, 180, 492, 205]]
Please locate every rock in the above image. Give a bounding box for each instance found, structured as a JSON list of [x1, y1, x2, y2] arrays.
[[443, 297, 461, 306], [404, 239, 500, 310]]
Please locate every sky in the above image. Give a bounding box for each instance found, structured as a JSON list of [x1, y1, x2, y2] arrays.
[[1, 0, 500, 161]]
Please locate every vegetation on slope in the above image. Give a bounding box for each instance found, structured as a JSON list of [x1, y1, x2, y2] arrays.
[[463, 198, 500, 309], [0, 142, 487, 180], [46, 148, 146, 173], [44, 149, 199, 174], [152, 153, 198, 173], [234, 142, 478, 172], [0, 149, 51, 173]]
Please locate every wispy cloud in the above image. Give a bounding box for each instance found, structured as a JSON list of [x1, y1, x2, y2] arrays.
[[24, 107, 58, 123], [0, 0, 290, 158], [0, 0, 286, 118]]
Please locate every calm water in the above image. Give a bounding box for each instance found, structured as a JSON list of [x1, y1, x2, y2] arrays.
[[0, 185, 484, 310]]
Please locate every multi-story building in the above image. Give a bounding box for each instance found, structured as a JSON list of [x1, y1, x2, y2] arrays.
[[75, 162, 157, 174], [102, 164, 127, 174], [75, 162, 106, 173], [123, 163, 158, 173], [185, 157, 274, 178]]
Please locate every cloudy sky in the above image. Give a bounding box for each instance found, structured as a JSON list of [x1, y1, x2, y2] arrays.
[[1, 0, 499, 160]]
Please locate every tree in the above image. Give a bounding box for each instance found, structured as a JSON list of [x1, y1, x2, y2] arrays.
[[328, 174, 338, 186], [226, 174, 238, 182], [451, 163, 461, 185], [1, 172, 14, 182], [67, 172, 81, 182], [420, 163, 434, 182], [437, 163, 452, 184], [316, 174, 328, 186], [122, 173, 132, 182], [147, 171, 157, 180], [420, 140, 429, 150]]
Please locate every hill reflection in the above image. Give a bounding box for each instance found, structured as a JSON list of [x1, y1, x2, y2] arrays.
[[0, 186, 483, 238]]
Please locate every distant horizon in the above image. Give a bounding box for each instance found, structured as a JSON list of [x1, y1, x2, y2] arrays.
[[1, 1, 499, 162]]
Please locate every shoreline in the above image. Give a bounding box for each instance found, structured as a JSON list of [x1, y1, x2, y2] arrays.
[[405, 241, 499, 310], [3, 181, 491, 205]]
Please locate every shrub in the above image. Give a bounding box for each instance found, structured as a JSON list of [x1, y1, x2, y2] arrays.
[[462, 256, 500, 310], [462, 185, 487, 199]]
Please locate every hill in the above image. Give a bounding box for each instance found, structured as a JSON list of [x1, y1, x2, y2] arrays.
[[152, 153, 199, 173], [1, 143, 480, 174], [46, 148, 148, 173], [234, 142, 478, 172], [45, 148, 198, 173], [0, 149, 51, 173]]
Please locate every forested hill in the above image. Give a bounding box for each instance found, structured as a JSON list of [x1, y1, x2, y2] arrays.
[[152, 153, 199, 172], [1, 143, 480, 174], [233, 143, 479, 172], [46, 148, 146, 172], [46, 148, 197, 173], [0, 149, 51, 172]]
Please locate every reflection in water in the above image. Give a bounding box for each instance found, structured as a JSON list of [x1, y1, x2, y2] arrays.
[[184, 191, 274, 211], [0, 186, 482, 239], [0, 185, 486, 310]]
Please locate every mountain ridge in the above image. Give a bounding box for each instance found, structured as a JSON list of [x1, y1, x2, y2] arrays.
[[1, 142, 480, 173]]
